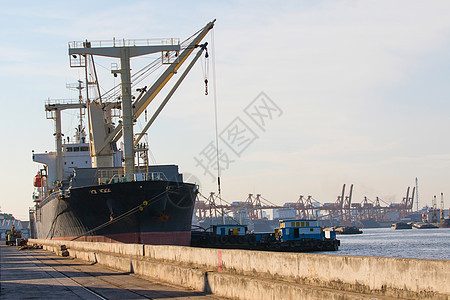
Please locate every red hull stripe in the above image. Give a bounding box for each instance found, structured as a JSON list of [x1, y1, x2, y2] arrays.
[[52, 231, 191, 246]]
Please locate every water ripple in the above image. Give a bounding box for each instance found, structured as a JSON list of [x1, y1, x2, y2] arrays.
[[321, 227, 450, 260]]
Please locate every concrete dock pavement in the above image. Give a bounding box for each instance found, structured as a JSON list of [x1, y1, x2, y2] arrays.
[[0, 244, 218, 299]]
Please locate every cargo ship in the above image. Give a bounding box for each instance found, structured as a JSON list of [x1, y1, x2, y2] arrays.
[[30, 21, 215, 245]]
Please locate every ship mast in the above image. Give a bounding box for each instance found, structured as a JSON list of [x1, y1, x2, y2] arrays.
[[66, 80, 86, 143], [45, 100, 86, 181]]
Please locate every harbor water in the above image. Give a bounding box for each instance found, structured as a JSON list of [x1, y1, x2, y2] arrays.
[[322, 227, 450, 260]]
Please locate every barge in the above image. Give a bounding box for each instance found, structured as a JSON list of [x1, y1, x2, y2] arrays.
[[191, 219, 340, 252], [391, 222, 413, 230], [335, 226, 363, 234], [412, 222, 439, 229]]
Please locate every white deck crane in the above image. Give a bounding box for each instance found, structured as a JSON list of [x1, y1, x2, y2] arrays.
[[67, 20, 215, 179]]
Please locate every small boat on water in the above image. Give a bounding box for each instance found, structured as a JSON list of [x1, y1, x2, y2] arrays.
[[391, 222, 413, 230], [335, 226, 363, 234], [412, 223, 439, 229]]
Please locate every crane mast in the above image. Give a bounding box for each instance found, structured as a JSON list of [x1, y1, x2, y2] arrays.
[[415, 177, 419, 211], [432, 195, 438, 223]]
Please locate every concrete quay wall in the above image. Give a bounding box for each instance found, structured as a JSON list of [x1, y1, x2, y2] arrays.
[[29, 239, 449, 299]]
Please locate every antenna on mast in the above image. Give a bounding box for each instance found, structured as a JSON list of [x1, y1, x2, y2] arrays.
[[66, 80, 86, 143]]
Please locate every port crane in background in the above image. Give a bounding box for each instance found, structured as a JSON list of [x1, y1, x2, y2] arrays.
[[296, 195, 316, 219], [400, 186, 415, 218], [324, 184, 354, 226], [432, 195, 438, 223], [195, 192, 285, 222], [194, 183, 419, 227], [421, 193, 445, 223]]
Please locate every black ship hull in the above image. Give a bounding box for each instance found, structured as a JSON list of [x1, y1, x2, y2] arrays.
[[35, 180, 197, 245]]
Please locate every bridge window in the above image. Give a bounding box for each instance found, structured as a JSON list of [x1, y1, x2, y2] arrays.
[[80, 146, 89, 151], [66, 147, 73, 152], [73, 147, 80, 152]]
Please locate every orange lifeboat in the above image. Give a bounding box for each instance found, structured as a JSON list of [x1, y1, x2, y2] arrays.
[[33, 174, 42, 187]]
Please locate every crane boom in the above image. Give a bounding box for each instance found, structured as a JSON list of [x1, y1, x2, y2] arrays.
[[132, 20, 216, 120], [108, 20, 216, 146], [134, 43, 208, 146], [69, 20, 216, 172]]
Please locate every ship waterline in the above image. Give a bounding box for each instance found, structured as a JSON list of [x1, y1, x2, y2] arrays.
[[35, 180, 197, 245]]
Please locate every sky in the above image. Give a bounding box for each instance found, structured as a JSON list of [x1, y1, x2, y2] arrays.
[[1, 0, 450, 220]]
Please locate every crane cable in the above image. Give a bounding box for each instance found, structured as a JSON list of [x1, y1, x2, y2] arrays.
[[202, 30, 222, 206], [201, 46, 209, 95], [210, 29, 223, 206]]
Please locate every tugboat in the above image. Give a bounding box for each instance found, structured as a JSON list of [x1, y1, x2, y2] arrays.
[[30, 21, 216, 245]]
